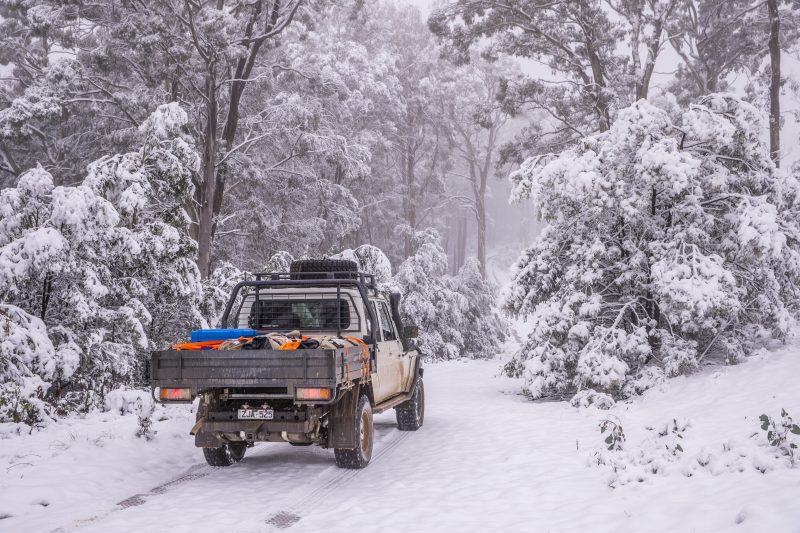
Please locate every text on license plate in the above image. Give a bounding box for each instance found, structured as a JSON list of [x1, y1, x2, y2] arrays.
[[238, 408, 274, 420]]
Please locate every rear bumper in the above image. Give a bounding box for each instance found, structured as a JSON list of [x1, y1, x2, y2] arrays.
[[204, 419, 313, 434]]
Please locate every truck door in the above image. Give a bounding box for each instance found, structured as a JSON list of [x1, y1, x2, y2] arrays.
[[375, 300, 405, 399], [388, 303, 414, 391]]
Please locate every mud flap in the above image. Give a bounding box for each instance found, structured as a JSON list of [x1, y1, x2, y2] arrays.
[[195, 428, 222, 448], [328, 384, 360, 449], [193, 405, 222, 448]]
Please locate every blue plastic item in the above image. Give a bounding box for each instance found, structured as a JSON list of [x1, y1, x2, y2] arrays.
[[190, 329, 258, 342]]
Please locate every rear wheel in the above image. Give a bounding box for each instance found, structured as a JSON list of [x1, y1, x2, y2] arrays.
[[395, 378, 424, 431], [334, 395, 373, 469], [202, 442, 247, 467]]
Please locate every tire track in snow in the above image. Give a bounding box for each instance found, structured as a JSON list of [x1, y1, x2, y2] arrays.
[[263, 427, 412, 530], [50, 463, 213, 532], [50, 425, 412, 532]]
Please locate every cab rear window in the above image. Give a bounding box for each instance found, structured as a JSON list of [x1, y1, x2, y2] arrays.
[[236, 293, 360, 332]]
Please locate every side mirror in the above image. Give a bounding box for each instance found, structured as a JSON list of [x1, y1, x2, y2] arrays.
[[403, 325, 419, 339], [362, 335, 376, 345]]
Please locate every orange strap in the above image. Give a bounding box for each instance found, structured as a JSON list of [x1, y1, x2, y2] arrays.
[[344, 336, 370, 375], [173, 340, 224, 351], [278, 340, 302, 350]]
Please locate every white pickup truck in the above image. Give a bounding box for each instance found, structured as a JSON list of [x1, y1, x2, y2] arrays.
[[150, 259, 424, 469]]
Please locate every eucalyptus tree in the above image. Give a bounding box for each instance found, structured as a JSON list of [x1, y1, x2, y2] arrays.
[[445, 57, 515, 277]]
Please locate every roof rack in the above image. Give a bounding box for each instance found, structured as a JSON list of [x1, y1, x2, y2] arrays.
[[250, 271, 378, 292]]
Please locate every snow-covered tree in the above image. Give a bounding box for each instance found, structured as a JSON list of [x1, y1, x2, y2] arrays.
[[0, 5, 145, 188], [395, 229, 465, 360], [332, 3, 458, 262], [84, 103, 204, 364], [0, 304, 69, 426], [334, 244, 393, 286], [454, 258, 508, 359], [505, 95, 800, 401], [430, 0, 680, 160], [263, 251, 295, 274], [393, 230, 507, 360], [0, 104, 202, 415], [443, 56, 515, 277], [668, 0, 773, 103]]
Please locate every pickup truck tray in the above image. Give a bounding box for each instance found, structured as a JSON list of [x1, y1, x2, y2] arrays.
[[150, 346, 370, 400]]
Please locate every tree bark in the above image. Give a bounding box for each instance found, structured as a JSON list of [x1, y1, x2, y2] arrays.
[[767, 0, 781, 167], [475, 135, 491, 278], [476, 195, 487, 278], [402, 137, 417, 258], [196, 75, 218, 279], [40, 271, 52, 321], [455, 215, 467, 274], [639, 16, 665, 100]]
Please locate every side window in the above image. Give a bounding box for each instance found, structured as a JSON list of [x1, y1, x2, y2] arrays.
[[378, 302, 396, 341]]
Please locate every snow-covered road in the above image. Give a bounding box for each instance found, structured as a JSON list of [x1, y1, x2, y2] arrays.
[[2, 352, 799, 533]]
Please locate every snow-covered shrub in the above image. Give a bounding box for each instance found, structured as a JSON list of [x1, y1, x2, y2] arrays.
[[104, 388, 155, 416], [759, 409, 800, 465], [0, 304, 71, 427], [599, 418, 626, 451], [591, 418, 692, 486], [262, 251, 294, 273], [353, 245, 393, 286], [394, 230, 466, 360], [506, 95, 800, 402], [454, 258, 507, 359], [394, 231, 506, 360], [621, 366, 666, 398], [104, 387, 156, 440], [571, 389, 615, 410], [0, 104, 201, 417], [333, 244, 394, 287]]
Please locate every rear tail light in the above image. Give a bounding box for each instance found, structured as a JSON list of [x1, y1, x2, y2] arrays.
[[159, 387, 193, 401], [295, 387, 331, 401]]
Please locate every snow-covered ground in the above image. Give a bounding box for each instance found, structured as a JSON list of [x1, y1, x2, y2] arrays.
[[1, 346, 799, 533]]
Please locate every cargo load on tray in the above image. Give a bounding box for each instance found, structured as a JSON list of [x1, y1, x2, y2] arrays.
[[172, 329, 365, 351], [190, 328, 257, 342]]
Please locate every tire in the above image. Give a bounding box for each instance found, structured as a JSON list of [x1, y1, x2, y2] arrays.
[[334, 395, 373, 469], [202, 442, 247, 467], [395, 378, 424, 431], [290, 259, 358, 280]]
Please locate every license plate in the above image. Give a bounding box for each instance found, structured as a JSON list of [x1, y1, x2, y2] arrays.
[[237, 408, 274, 420]]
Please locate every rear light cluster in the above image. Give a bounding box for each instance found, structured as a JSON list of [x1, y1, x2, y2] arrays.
[[295, 387, 331, 401], [159, 387, 193, 401]]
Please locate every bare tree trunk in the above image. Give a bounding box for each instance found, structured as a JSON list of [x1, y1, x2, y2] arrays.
[[579, 3, 611, 132], [768, 0, 781, 167], [402, 142, 417, 258], [455, 216, 467, 274], [475, 150, 490, 278], [197, 76, 218, 279], [476, 195, 486, 278], [40, 271, 52, 321], [639, 16, 666, 100]]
